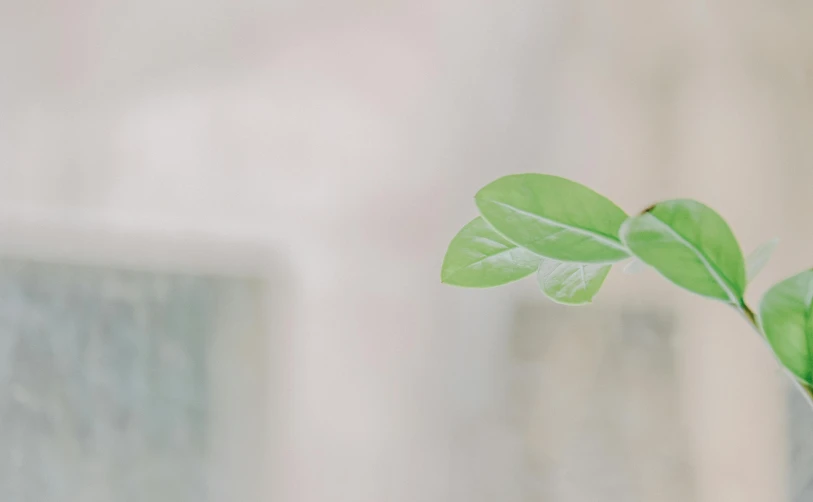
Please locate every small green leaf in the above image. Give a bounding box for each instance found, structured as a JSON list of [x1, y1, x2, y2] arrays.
[[759, 270, 813, 384], [746, 238, 779, 283], [537, 259, 611, 305], [441, 217, 540, 287], [474, 174, 629, 263], [620, 199, 746, 303]]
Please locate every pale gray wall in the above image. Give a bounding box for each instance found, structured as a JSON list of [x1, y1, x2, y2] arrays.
[[2, 1, 813, 501]]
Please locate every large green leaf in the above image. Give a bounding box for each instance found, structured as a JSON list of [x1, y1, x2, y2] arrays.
[[759, 270, 813, 384], [441, 217, 540, 287], [746, 238, 779, 283], [620, 199, 746, 303], [537, 259, 612, 305], [474, 174, 629, 263]]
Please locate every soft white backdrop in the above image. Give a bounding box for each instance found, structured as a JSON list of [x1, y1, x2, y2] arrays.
[[3, 1, 813, 501]]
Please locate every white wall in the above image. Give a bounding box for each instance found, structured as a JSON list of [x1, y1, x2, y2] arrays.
[[3, 1, 813, 501]]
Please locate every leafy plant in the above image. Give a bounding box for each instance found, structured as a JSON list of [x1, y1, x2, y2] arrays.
[[441, 173, 813, 404]]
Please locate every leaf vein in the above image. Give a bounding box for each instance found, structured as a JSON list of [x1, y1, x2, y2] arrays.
[[485, 200, 627, 253], [647, 214, 740, 304]]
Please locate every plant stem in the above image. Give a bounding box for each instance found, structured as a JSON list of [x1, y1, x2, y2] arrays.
[[737, 302, 813, 408]]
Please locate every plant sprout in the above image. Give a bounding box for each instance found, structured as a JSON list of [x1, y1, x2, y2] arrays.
[[441, 174, 813, 405]]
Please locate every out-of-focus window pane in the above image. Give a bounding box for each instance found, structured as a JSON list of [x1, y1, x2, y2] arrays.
[[509, 304, 693, 501], [0, 259, 232, 502], [790, 384, 813, 500]]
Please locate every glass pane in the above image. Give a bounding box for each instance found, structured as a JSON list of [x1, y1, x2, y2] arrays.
[[790, 388, 813, 501], [0, 258, 230, 502], [509, 305, 693, 501], [512, 303, 813, 502]]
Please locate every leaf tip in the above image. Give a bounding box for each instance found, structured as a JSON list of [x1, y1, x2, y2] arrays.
[[440, 268, 451, 285], [439, 259, 451, 284], [640, 203, 656, 214]]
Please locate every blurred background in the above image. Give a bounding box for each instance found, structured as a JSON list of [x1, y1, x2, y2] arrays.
[[2, 0, 813, 501]]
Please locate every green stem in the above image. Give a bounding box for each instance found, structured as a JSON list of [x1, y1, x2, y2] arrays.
[[737, 302, 813, 408]]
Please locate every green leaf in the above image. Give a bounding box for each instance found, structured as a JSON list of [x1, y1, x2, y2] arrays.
[[620, 199, 746, 303], [759, 270, 813, 385], [474, 174, 629, 263], [537, 259, 612, 305], [746, 238, 779, 283], [441, 217, 541, 287]]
